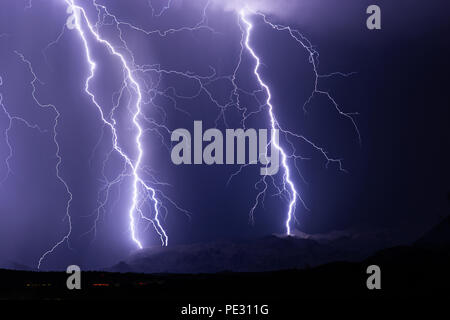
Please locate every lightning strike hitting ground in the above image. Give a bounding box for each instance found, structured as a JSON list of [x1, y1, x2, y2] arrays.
[[232, 10, 360, 234], [240, 11, 298, 235]]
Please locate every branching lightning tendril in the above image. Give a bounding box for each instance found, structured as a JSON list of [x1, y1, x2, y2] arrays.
[[14, 51, 74, 269], [64, 0, 169, 252]]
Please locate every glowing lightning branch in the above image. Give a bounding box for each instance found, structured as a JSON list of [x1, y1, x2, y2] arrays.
[[256, 12, 361, 145], [0, 75, 46, 184], [240, 12, 298, 235], [237, 10, 360, 235], [41, 0, 212, 254], [13, 52, 74, 269], [64, 0, 168, 249]]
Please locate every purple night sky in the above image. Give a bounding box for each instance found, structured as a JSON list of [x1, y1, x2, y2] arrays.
[[0, 0, 448, 270]]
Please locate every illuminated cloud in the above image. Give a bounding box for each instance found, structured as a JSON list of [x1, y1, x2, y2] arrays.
[[211, 0, 304, 17]]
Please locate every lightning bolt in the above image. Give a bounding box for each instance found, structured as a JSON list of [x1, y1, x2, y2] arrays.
[[236, 9, 360, 235], [39, 0, 218, 261], [63, 0, 168, 249], [240, 11, 297, 235]]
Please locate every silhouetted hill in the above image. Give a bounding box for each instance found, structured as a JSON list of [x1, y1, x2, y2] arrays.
[[2, 209, 450, 301], [1, 245, 449, 301], [0, 261, 34, 271], [110, 235, 377, 274], [2, 216, 450, 300]]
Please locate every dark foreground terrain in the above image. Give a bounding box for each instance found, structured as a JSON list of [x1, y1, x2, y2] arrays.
[[1, 246, 449, 302], [1, 216, 449, 316], [0, 248, 448, 318]]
